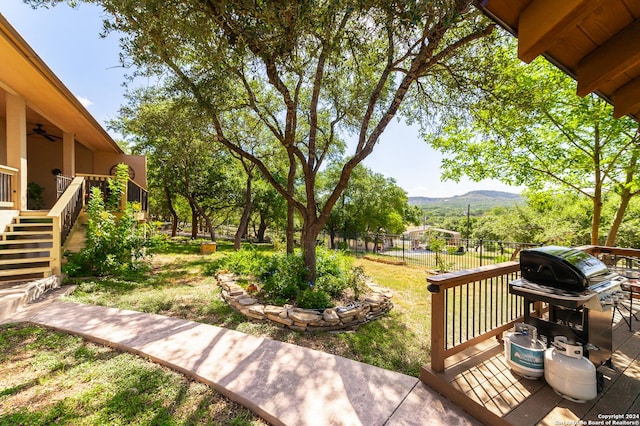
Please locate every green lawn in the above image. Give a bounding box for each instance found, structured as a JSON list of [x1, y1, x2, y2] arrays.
[[64, 238, 433, 377], [1, 238, 434, 423], [0, 323, 264, 425]]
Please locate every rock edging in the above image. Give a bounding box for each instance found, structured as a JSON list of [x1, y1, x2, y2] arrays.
[[215, 273, 393, 332]]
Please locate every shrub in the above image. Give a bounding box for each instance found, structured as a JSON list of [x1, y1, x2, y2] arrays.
[[346, 266, 369, 300], [63, 186, 155, 277], [209, 246, 363, 307], [314, 274, 346, 298], [316, 247, 350, 278], [297, 289, 333, 310], [261, 252, 307, 303], [205, 246, 271, 277]]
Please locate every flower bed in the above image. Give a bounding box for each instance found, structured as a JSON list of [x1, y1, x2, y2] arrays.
[[215, 273, 394, 332]]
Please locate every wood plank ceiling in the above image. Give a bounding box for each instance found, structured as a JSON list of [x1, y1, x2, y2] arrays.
[[476, 0, 640, 122]]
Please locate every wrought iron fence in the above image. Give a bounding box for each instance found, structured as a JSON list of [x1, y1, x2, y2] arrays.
[[325, 232, 540, 271]]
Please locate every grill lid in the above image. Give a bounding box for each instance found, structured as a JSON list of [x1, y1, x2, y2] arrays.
[[520, 246, 609, 292]]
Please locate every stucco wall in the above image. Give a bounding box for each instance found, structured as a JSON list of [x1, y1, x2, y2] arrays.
[[27, 135, 63, 209], [74, 142, 93, 174], [0, 121, 6, 164], [93, 152, 147, 189]]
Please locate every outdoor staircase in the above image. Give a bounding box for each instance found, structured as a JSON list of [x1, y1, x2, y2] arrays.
[[0, 211, 55, 281], [0, 211, 60, 322]]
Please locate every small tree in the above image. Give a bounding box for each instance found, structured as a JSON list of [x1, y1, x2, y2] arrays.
[[64, 185, 152, 277]]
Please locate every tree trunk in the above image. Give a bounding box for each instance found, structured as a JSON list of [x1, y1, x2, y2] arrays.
[[329, 229, 336, 249], [591, 125, 602, 246], [190, 201, 199, 239], [591, 198, 602, 245], [286, 152, 296, 253], [301, 226, 319, 284], [188, 196, 215, 241], [164, 185, 179, 238], [256, 214, 267, 243], [606, 191, 631, 246], [235, 174, 253, 250], [606, 152, 639, 246]]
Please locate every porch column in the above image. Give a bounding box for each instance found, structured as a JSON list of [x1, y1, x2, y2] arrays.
[[62, 131, 75, 177], [6, 93, 27, 211]]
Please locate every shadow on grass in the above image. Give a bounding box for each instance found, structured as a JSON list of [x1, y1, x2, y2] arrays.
[[154, 237, 273, 256], [336, 312, 428, 377], [0, 324, 260, 426]]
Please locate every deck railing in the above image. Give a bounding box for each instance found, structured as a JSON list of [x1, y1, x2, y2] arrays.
[[127, 179, 149, 212], [77, 173, 148, 213], [578, 245, 640, 279], [427, 262, 526, 372], [77, 173, 111, 200], [48, 176, 85, 274], [0, 165, 18, 208], [426, 245, 640, 373], [56, 175, 74, 199]]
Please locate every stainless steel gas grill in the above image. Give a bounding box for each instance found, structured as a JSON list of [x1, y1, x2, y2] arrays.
[[509, 246, 627, 366]]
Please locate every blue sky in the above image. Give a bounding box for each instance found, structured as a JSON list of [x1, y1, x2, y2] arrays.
[[1, 1, 521, 198]]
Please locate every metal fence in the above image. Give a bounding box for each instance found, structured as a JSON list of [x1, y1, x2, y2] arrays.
[[324, 232, 540, 271]]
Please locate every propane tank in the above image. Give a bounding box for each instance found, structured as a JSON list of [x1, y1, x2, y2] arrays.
[[504, 323, 545, 379], [544, 336, 597, 403]]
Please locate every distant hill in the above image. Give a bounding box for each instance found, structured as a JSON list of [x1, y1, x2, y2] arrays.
[[409, 190, 523, 211]]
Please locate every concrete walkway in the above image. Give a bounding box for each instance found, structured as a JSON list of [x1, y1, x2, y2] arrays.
[[9, 292, 480, 426]]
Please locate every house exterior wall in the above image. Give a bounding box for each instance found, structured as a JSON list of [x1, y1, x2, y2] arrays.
[[93, 152, 147, 189], [74, 142, 93, 175], [0, 121, 6, 164], [27, 135, 63, 209]]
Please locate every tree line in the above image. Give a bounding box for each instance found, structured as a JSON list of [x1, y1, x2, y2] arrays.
[[29, 0, 640, 281]]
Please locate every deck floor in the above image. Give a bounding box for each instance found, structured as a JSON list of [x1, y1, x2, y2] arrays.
[[421, 299, 640, 426]]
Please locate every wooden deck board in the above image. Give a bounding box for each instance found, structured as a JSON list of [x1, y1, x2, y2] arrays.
[[421, 299, 640, 425]]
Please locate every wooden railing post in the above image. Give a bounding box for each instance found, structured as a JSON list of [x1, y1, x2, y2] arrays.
[[121, 178, 128, 212], [50, 215, 61, 275], [431, 288, 446, 373]]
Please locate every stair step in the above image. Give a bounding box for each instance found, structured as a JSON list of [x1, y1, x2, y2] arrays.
[[0, 247, 52, 255], [0, 266, 52, 277], [0, 239, 53, 246], [18, 211, 49, 216], [10, 222, 53, 228], [0, 257, 52, 266], [2, 232, 53, 239]]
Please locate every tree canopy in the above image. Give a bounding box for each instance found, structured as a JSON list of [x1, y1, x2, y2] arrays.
[[421, 36, 640, 245], [34, 0, 496, 280]]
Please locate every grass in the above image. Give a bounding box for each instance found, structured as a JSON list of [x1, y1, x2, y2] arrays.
[[1, 237, 434, 422], [0, 323, 265, 425], [63, 238, 433, 378]]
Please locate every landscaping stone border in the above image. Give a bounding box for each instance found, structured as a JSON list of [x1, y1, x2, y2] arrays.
[[215, 272, 394, 332], [362, 255, 406, 266]]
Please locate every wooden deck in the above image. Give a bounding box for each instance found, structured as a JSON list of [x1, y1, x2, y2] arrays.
[[420, 300, 640, 426]]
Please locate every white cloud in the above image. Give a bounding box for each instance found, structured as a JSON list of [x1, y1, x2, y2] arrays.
[[77, 96, 94, 108]]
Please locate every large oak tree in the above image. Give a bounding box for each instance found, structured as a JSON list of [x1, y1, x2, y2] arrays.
[[34, 0, 494, 280]]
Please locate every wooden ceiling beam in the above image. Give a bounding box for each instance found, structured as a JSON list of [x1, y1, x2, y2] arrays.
[[613, 77, 640, 118], [577, 19, 640, 97], [518, 0, 606, 64]]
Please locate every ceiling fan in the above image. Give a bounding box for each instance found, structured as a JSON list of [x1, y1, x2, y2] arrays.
[[28, 124, 62, 142]]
